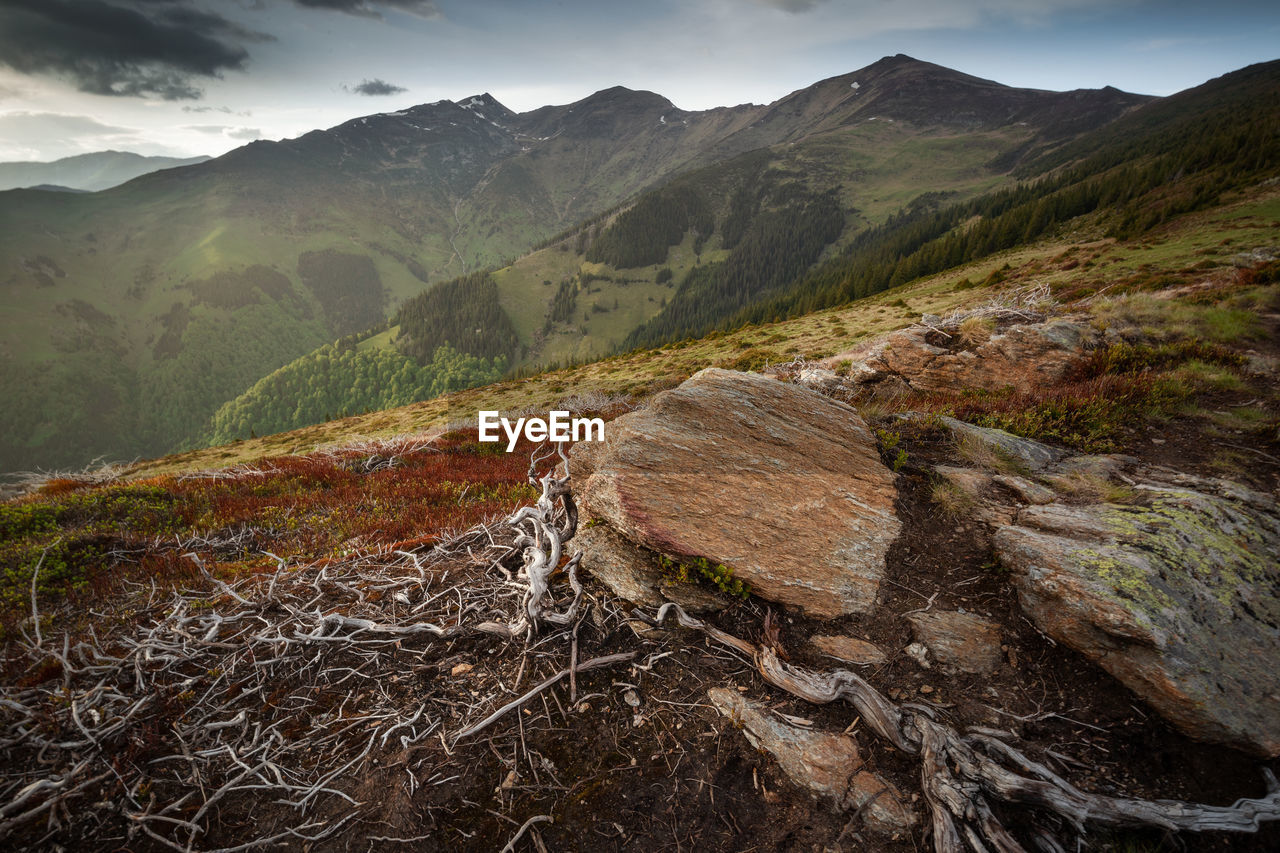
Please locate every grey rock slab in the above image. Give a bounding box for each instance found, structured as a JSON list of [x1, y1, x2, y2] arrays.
[[941, 417, 1067, 471], [906, 610, 1002, 675], [993, 474, 1056, 505]]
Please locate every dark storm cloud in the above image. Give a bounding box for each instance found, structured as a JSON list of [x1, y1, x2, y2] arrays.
[[0, 0, 274, 100], [346, 78, 408, 95], [291, 0, 441, 20]]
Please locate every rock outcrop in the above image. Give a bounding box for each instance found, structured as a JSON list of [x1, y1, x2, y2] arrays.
[[572, 369, 900, 618], [708, 688, 916, 835], [825, 316, 1100, 395], [994, 473, 1280, 757]]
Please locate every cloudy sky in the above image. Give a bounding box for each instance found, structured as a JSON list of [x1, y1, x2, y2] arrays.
[[0, 0, 1276, 162]]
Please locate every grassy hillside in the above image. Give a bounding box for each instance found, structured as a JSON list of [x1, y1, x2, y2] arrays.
[[208, 118, 1037, 443], [89, 181, 1278, 482]]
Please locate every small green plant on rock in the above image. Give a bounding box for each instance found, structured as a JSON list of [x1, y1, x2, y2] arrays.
[[659, 554, 750, 599], [873, 427, 909, 471]]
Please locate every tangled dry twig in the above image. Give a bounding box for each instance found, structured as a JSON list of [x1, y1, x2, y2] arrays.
[[0, 444, 600, 851], [914, 282, 1055, 340]]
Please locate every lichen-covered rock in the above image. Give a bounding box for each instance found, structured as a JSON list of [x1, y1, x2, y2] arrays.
[[708, 688, 916, 834], [571, 368, 900, 618], [906, 610, 1002, 675], [811, 634, 888, 666], [1045, 453, 1137, 482], [994, 474, 1280, 757]]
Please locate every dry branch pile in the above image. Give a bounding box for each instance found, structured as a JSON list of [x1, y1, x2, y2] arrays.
[[913, 282, 1055, 340], [0, 447, 617, 852]]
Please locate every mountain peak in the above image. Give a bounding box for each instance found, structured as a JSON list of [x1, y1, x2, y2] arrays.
[[851, 53, 995, 85], [580, 86, 675, 111], [457, 92, 516, 122], [458, 92, 503, 109]]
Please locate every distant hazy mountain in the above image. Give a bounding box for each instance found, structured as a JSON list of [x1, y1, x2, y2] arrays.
[[0, 151, 211, 192]]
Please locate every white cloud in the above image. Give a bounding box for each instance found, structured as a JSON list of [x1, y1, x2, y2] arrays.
[[182, 123, 262, 141], [0, 111, 141, 160]]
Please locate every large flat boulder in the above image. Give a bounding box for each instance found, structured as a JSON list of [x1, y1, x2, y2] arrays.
[[994, 474, 1280, 757], [571, 368, 899, 618]]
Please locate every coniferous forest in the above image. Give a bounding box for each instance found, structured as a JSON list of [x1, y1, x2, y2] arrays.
[[206, 271, 519, 442]]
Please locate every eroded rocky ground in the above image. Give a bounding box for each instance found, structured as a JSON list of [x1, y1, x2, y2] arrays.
[[2, 272, 1280, 851]]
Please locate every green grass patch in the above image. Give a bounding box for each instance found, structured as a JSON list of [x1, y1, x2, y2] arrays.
[[1091, 293, 1262, 344]]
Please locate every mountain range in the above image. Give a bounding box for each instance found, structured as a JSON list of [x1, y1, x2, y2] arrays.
[[5, 53, 1276, 474], [0, 151, 211, 193]]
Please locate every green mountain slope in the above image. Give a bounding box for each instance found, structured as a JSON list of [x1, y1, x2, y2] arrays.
[[0, 56, 1152, 472], [635, 58, 1280, 342]]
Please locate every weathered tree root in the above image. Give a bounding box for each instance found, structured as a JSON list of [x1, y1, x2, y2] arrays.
[[645, 603, 1280, 852], [0, 446, 590, 851], [478, 443, 583, 639]]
